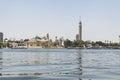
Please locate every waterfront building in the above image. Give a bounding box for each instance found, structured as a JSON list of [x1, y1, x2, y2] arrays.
[[0, 32, 3, 42], [119, 35, 120, 44], [76, 34, 79, 41], [9, 39, 27, 48], [58, 37, 64, 47], [27, 34, 50, 48], [11, 42, 19, 48], [54, 36, 64, 48], [0, 32, 3, 48]]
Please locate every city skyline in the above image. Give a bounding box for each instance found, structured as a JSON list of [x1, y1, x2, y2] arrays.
[[0, 0, 120, 42]]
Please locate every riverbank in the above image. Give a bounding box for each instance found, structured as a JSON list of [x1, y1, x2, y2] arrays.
[[1, 46, 120, 49]]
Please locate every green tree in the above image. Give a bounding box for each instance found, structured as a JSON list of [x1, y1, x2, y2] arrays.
[[2, 42, 9, 48], [73, 40, 84, 47], [0, 42, 3, 48], [64, 39, 72, 48]]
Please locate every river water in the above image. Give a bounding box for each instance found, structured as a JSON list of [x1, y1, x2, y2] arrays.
[[0, 49, 120, 80]]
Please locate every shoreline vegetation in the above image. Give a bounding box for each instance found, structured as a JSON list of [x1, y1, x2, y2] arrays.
[[0, 34, 120, 49], [5, 47, 120, 49], [0, 39, 120, 49]]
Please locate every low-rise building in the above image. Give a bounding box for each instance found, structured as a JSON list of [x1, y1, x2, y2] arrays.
[[27, 34, 50, 48]]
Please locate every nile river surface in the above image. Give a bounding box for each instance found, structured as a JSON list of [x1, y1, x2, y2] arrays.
[[0, 49, 120, 80]]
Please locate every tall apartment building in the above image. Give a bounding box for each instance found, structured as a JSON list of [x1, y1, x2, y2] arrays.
[[0, 32, 3, 42]]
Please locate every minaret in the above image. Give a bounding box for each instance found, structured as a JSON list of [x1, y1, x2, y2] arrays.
[[79, 17, 82, 41]]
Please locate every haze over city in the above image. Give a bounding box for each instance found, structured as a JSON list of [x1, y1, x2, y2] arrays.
[[0, 0, 120, 42]]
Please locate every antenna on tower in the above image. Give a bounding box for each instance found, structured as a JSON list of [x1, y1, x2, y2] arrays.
[[80, 16, 81, 20], [79, 16, 82, 24]]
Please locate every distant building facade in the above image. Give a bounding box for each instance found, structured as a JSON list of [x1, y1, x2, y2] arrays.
[[76, 34, 79, 41], [0, 32, 3, 42], [27, 33, 50, 48], [119, 35, 120, 44]]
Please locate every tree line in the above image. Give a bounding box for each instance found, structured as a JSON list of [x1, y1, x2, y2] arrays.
[[64, 39, 120, 48]]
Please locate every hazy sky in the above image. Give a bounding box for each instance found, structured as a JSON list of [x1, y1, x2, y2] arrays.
[[0, 0, 120, 42]]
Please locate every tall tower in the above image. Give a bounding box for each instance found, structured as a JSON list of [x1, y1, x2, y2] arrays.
[[79, 17, 82, 41]]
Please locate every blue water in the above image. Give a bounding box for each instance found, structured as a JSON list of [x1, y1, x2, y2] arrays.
[[0, 49, 120, 80]]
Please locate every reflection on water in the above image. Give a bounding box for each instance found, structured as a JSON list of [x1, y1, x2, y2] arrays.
[[0, 51, 2, 76], [0, 49, 120, 80], [0, 49, 82, 80], [77, 50, 82, 80]]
